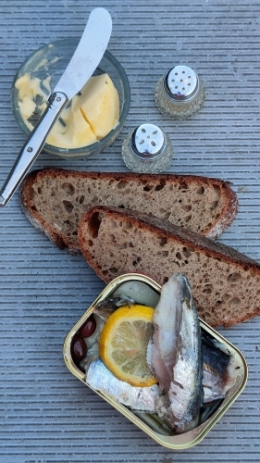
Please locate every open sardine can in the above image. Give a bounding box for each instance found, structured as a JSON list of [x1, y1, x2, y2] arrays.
[[63, 273, 248, 450]]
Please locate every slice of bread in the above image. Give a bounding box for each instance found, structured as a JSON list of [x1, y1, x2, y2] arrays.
[[20, 168, 238, 254], [78, 205, 260, 328]]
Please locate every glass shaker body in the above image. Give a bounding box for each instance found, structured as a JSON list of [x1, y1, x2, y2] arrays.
[[121, 123, 173, 174], [155, 65, 205, 119]]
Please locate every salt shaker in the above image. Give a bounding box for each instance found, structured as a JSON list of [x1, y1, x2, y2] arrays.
[[155, 65, 205, 119], [121, 123, 173, 174]]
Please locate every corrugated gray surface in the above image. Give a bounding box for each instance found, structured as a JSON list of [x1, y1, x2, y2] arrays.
[[1, 1, 260, 462]]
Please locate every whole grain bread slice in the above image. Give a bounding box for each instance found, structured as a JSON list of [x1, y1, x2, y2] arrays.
[[78, 205, 260, 328], [20, 168, 238, 254]]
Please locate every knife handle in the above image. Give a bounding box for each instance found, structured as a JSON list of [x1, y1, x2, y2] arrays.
[[0, 92, 68, 207]]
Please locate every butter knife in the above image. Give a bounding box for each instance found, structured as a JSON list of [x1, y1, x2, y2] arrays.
[[0, 7, 112, 207]]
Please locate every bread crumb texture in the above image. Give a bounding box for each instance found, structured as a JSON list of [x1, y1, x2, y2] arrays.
[[78, 207, 260, 328], [21, 169, 238, 252]]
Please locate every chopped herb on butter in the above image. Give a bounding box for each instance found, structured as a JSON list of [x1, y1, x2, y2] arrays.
[[15, 72, 119, 149]]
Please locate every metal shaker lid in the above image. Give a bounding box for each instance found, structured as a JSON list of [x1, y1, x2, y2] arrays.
[[165, 65, 199, 100], [131, 123, 165, 159]]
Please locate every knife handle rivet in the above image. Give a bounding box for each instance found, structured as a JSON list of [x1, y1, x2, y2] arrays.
[[27, 147, 33, 152]]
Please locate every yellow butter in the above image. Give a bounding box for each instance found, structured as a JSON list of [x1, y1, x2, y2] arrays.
[[18, 97, 36, 126], [78, 74, 120, 139], [15, 73, 51, 101], [47, 107, 96, 149], [15, 71, 119, 149]]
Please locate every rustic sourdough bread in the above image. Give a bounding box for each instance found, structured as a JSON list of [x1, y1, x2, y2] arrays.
[[78, 205, 260, 328], [20, 168, 238, 253]]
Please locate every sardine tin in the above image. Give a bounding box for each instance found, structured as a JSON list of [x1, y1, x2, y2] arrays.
[[63, 273, 248, 450]]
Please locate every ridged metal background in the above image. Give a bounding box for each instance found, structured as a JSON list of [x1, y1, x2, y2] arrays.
[[1, 1, 260, 462]]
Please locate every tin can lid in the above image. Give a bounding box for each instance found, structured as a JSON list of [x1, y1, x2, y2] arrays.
[[131, 124, 165, 159], [166, 65, 199, 100]]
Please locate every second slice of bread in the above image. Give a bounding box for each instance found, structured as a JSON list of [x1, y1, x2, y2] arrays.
[[20, 168, 238, 253], [78, 205, 260, 328]]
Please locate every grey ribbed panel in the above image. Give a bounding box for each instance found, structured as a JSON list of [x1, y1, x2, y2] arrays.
[[1, 0, 260, 462]]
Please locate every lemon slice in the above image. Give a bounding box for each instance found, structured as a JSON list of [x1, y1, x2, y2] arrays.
[[99, 304, 157, 387]]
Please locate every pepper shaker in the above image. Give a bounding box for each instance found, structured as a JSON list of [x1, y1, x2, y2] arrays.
[[155, 65, 205, 119], [121, 123, 173, 174]]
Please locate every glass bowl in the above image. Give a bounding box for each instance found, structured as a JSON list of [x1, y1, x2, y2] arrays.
[[11, 38, 131, 159]]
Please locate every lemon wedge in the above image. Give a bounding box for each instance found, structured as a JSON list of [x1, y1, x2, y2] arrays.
[[99, 304, 157, 387]]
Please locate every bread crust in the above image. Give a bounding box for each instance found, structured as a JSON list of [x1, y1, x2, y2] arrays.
[[20, 168, 238, 253], [78, 206, 260, 328]]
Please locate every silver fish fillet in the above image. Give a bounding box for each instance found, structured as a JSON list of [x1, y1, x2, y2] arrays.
[[85, 359, 159, 413], [147, 273, 203, 433]]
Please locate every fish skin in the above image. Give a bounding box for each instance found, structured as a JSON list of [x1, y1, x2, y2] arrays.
[[150, 273, 203, 433], [149, 276, 183, 391], [94, 296, 135, 322], [85, 358, 159, 413], [202, 332, 238, 403]]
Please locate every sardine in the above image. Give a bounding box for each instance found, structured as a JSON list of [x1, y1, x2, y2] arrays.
[[85, 359, 159, 413], [80, 296, 160, 414], [147, 273, 203, 433], [202, 331, 239, 403]]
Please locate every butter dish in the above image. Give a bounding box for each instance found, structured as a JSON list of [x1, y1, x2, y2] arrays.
[[11, 38, 130, 159]]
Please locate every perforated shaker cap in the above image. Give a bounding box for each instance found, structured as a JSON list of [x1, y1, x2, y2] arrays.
[[131, 123, 165, 159], [166, 65, 199, 100]]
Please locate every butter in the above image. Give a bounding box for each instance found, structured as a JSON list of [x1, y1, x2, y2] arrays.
[[76, 73, 119, 139], [18, 96, 36, 120], [16, 73, 51, 131], [15, 72, 120, 149]]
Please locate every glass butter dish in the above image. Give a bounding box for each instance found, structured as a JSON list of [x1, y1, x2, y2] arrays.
[[63, 273, 248, 450], [11, 38, 130, 159]]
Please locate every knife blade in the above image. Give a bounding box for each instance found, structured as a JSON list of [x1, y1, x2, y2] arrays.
[[0, 7, 112, 207]]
